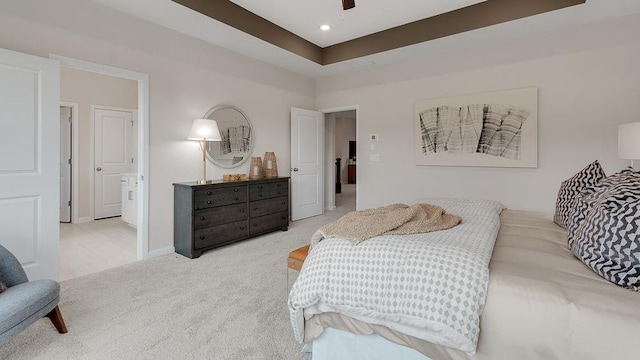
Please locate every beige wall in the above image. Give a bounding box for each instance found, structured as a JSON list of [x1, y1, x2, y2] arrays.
[[2, 0, 639, 255], [316, 14, 640, 212], [61, 67, 138, 221], [0, 0, 315, 254], [334, 113, 356, 184]]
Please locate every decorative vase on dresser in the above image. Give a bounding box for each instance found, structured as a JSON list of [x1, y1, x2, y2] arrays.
[[173, 177, 289, 259]]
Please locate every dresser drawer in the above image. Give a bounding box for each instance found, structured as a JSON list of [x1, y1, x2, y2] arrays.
[[194, 220, 248, 249], [249, 183, 270, 201], [270, 181, 288, 198], [194, 203, 248, 230], [249, 197, 288, 218], [249, 211, 288, 235], [249, 181, 289, 201], [194, 185, 247, 209]]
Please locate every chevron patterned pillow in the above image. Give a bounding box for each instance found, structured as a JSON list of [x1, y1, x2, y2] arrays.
[[554, 161, 606, 229], [568, 168, 640, 291]]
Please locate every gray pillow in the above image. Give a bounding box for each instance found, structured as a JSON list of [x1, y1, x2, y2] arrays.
[[568, 168, 640, 291], [554, 161, 606, 229]]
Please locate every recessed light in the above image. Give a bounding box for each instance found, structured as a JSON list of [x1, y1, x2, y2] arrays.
[[320, 24, 331, 31]]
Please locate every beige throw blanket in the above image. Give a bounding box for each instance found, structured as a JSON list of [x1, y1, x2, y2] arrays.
[[310, 203, 462, 248]]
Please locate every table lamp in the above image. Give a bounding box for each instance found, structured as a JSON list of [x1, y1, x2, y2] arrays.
[[188, 119, 221, 184]]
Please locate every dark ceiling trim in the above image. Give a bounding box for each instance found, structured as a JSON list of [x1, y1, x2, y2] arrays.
[[173, 0, 586, 66], [173, 0, 323, 63], [323, 0, 587, 64]]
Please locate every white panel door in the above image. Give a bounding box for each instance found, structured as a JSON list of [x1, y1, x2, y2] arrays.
[[291, 108, 324, 221], [0, 48, 60, 280], [60, 106, 72, 223], [94, 107, 134, 219]]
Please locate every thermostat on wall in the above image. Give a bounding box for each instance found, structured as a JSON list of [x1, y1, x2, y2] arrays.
[[370, 134, 379, 141]]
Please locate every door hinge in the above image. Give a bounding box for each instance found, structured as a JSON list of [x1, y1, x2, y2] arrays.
[[131, 120, 134, 127], [68, 200, 71, 206], [140, 175, 144, 181], [131, 158, 134, 164], [68, 158, 72, 165]]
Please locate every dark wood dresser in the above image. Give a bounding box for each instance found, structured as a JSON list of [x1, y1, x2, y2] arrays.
[[173, 177, 289, 259]]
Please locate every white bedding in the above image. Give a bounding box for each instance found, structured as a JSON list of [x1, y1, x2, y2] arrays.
[[288, 199, 504, 354], [304, 210, 640, 360]]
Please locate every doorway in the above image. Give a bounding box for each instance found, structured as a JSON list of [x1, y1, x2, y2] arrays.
[[289, 106, 358, 221], [52, 54, 150, 280], [323, 107, 358, 212]]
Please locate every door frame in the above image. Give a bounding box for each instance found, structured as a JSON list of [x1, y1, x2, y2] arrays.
[[51, 54, 151, 261], [319, 105, 359, 211], [60, 102, 79, 223]]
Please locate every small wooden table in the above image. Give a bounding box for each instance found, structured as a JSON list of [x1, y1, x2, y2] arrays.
[[287, 245, 310, 271]]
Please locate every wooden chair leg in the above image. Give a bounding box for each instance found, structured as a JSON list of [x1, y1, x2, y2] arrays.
[[45, 305, 68, 334]]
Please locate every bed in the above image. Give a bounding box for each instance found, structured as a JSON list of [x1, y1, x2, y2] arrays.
[[288, 201, 640, 360]]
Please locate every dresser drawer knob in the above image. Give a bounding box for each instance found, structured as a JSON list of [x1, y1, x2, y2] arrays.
[[239, 209, 245, 213], [199, 235, 205, 240], [234, 197, 239, 201], [258, 185, 263, 189], [253, 207, 258, 211], [234, 188, 239, 192], [253, 223, 258, 227], [276, 191, 281, 195], [207, 191, 212, 195], [281, 202, 286, 205], [240, 226, 245, 230], [200, 216, 205, 220], [207, 200, 212, 205]]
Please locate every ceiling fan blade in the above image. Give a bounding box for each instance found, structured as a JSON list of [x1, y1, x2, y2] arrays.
[[342, 0, 355, 10]]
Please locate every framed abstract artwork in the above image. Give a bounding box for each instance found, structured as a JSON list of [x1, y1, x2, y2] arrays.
[[414, 87, 538, 168]]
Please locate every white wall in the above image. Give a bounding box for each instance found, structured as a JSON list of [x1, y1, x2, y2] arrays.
[[0, 0, 315, 253], [316, 14, 640, 212], [60, 67, 138, 221]]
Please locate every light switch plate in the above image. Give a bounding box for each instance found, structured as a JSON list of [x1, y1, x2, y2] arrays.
[[370, 134, 379, 142]]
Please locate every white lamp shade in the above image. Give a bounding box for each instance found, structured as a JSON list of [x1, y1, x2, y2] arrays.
[[187, 119, 221, 141], [618, 122, 640, 160]]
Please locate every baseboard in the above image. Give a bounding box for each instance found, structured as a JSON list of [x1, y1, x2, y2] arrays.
[[325, 206, 336, 211], [77, 217, 92, 224], [146, 246, 175, 259]]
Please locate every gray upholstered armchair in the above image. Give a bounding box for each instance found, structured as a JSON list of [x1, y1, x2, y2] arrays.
[[0, 244, 67, 344]]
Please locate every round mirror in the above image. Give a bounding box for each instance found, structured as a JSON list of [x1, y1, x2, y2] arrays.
[[204, 105, 254, 168]]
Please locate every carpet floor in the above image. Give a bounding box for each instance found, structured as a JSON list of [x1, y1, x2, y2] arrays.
[[0, 186, 355, 360]]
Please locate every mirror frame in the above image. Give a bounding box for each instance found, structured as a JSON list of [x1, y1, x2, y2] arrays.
[[204, 104, 254, 169]]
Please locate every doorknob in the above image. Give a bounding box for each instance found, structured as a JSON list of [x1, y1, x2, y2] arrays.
[[96, 167, 102, 171], [293, 168, 299, 172]]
